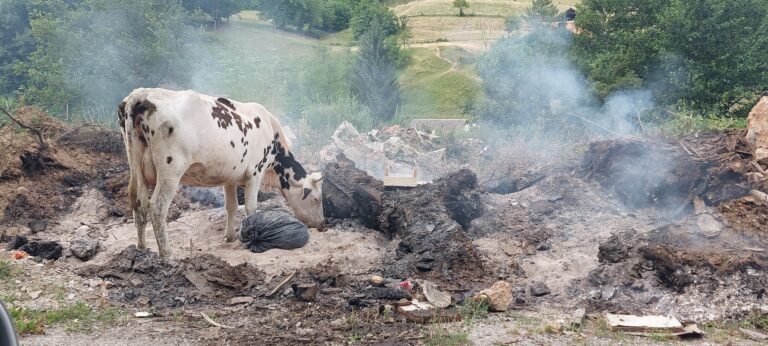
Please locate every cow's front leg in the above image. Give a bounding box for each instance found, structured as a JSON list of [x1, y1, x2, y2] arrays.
[[223, 184, 238, 243], [243, 175, 262, 216], [149, 176, 181, 258]]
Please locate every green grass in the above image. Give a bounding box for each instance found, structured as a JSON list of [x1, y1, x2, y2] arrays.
[[425, 330, 470, 346], [652, 110, 748, 138], [0, 259, 11, 279], [398, 47, 481, 123], [10, 302, 124, 334], [393, 0, 580, 17]]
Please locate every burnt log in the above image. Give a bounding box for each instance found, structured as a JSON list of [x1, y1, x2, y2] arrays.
[[323, 156, 486, 283]]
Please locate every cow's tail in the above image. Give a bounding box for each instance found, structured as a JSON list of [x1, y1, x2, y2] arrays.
[[118, 90, 156, 211]]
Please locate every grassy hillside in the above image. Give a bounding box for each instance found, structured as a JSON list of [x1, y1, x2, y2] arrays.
[[393, 0, 579, 17], [198, 2, 580, 123]]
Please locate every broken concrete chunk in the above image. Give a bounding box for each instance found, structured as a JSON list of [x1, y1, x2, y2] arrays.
[[473, 281, 513, 312], [396, 300, 461, 323], [529, 281, 551, 297], [569, 308, 586, 329]]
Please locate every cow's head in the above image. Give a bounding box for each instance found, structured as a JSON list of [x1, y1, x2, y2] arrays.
[[284, 172, 325, 230]]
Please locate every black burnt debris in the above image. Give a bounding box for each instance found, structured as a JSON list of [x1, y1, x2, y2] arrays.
[[322, 155, 486, 285]]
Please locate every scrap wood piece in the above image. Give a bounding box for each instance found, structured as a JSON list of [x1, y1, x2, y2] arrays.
[[267, 270, 296, 297], [606, 313, 682, 332], [201, 312, 234, 329], [739, 327, 768, 341], [184, 271, 213, 295], [626, 324, 703, 338]]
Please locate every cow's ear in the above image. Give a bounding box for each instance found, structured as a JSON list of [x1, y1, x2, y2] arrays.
[[302, 188, 312, 200]]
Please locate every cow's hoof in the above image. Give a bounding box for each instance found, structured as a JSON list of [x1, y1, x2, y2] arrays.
[[137, 243, 146, 250], [225, 235, 236, 243]]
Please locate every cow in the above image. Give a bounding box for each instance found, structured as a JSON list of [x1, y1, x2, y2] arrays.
[[117, 88, 324, 257]]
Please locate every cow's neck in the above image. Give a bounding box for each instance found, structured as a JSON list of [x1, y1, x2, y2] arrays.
[[270, 133, 308, 191]]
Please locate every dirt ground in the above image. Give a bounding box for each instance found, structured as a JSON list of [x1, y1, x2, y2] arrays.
[[2, 112, 768, 345]]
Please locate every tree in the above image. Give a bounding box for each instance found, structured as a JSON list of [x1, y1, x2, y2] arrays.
[[525, 0, 558, 21], [572, 0, 768, 113], [350, 18, 402, 122], [182, 0, 245, 26], [452, 0, 469, 17], [23, 0, 191, 110], [350, 1, 400, 39], [0, 0, 34, 93]]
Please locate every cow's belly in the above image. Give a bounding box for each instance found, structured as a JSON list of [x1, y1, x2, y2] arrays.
[[180, 162, 246, 187]]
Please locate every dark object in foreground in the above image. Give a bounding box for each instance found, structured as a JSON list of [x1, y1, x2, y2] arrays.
[[239, 210, 309, 253], [18, 240, 63, 260], [292, 283, 318, 302]]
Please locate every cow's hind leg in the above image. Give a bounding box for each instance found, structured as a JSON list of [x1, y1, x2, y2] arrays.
[[223, 184, 238, 243], [128, 171, 151, 249]]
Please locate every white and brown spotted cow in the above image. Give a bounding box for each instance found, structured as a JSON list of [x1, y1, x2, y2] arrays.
[[117, 88, 324, 257]]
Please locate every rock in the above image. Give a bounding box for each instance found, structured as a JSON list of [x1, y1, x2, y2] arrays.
[[70, 237, 100, 260], [746, 95, 768, 148], [530, 281, 551, 297], [536, 242, 551, 251], [756, 148, 768, 163], [695, 214, 722, 237], [569, 308, 586, 329], [529, 200, 555, 216], [415, 261, 434, 272], [228, 296, 255, 305], [601, 287, 616, 301], [422, 281, 451, 308], [74, 225, 90, 237], [28, 220, 48, 233], [28, 290, 42, 299], [473, 281, 513, 312], [292, 283, 319, 302]]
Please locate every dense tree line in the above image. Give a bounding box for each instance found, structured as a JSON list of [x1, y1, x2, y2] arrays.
[[573, 0, 768, 114], [480, 0, 768, 127]]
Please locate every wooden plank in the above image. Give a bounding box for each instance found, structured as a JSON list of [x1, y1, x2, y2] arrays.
[[606, 313, 682, 332]]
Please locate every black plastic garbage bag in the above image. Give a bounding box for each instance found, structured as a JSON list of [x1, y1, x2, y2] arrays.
[[240, 210, 309, 253]]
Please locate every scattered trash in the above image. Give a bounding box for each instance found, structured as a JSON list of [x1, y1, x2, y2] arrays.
[[239, 210, 309, 253], [473, 281, 513, 312], [201, 312, 233, 329], [134, 311, 154, 318], [383, 165, 418, 187], [398, 281, 413, 291], [227, 296, 254, 305], [529, 281, 551, 297], [421, 281, 451, 308], [370, 275, 385, 287], [396, 300, 461, 324], [11, 250, 27, 260], [18, 241, 62, 260], [569, 308, 586, 329], [739, 327, 768, 341], [292, 283, 319, 302]]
